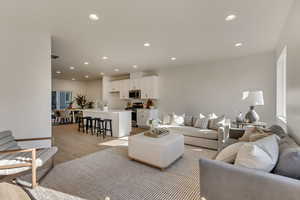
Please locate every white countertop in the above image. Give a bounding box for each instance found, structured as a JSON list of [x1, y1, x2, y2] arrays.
[[83, 109, 131, 113]]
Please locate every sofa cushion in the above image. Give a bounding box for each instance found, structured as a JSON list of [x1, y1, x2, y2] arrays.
[[168, 126, 218, 140], [234, 135, 279, 172], [216, 142, 246, 163], [274, 136, 300, 180], [0, 146, 58, 176]]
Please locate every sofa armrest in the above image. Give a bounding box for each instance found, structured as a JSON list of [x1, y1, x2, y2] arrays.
[[199, 158, 300, 200], [217, 126, 230, 152]]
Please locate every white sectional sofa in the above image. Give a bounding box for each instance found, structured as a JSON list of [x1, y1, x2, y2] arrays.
[[160, 113, 231, 151], [163, 125, 230, 151]]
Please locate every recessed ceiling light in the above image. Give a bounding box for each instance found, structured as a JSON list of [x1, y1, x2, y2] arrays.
[[56, 71, 61, 74], [225, 14, 237, 21], [132, 65, 138, 69], [70, 66, 75, 70], [171, 57, 177, 61], [85, 75, 89, 78], [89, 14, 99, 21], [144, 43, 151, 47], [235, 42, 243, 47], [72, 78, 76, 81], [114, 69, 119, 72], [100, 72, 105, 75], [84, 62, 89, 65], [102, 56, 108, 60]]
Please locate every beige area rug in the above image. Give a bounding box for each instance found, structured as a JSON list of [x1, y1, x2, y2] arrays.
[[19, 144, 216, 200]]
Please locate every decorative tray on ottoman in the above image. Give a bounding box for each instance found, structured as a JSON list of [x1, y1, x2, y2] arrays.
[[144, 128, 170, 138]]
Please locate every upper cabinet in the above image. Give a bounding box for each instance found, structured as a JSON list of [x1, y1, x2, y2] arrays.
[[120, 79, 130, 99], [110, 80, 121, 92], [141, 76, 159, 99], [109, 75, 159, 99], [130, 78, 141, 90]]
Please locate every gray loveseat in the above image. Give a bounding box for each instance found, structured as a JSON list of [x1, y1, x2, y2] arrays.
[[199, 130, 300, 200]]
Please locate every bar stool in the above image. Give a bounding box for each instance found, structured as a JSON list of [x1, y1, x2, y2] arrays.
[[94, 118, 105, 138], [103, 119, 113, 137], [85, 117, 94, 134], [78, 116, 89, 132]]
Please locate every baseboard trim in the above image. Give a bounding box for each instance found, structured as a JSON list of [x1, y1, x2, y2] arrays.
[[15, 137, 52, 142]]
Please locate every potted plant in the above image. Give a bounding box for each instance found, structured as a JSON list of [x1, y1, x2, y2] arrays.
[[146, 99, 154, 109], [74, 95, 87, 109], [74, 95, 94, 109]]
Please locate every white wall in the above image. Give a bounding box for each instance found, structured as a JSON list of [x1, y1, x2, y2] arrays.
[[86, 80, 102, 107], [157, 52, 276, 123], [276, 0, 300, 143], [0, 30, 51, 148]]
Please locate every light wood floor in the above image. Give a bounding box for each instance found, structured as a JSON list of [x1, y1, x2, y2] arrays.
[[0, 124, 147, 200], [53, 124, 147, 164]]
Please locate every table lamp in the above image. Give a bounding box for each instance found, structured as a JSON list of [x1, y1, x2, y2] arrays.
[[242, 90, 264, 123]]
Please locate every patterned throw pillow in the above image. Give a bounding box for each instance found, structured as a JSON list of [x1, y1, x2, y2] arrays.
[[194, 113, 209, 129], [184, 115, 193, 126], [208, 115, 225, 130]]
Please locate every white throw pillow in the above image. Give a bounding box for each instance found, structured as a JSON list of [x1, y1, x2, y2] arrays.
[[172, 113, 185, 126], [234, 135, 279, 172], [216, 142, 246, 163], [208, 113, 218, 119], [162, 114, 172, 125]]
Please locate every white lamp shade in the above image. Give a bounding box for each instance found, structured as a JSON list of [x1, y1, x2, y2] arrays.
[[242, 90, 264, 106]]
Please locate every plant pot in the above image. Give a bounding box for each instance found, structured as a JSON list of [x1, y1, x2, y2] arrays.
[[103, 106, 108, 112]]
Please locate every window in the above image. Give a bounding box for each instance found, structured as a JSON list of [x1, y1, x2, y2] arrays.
[[51, 91, 73, 110], [276, 46, 287, 123]]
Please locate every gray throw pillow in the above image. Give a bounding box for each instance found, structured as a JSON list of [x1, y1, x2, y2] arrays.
[[269, 125, 287, 139], [184, 115, 193, 126], [274, 136, 300, 180], [194, 117, 209, 129], [208, 115, 225, 130]]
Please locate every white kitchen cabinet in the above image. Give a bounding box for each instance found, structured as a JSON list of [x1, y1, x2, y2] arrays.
[[120, 79, 130, 99], [137, 109, 159, 127], [141, 76, 159, 99], [130, 78, 141, 90], [110, 80, 121, 92]]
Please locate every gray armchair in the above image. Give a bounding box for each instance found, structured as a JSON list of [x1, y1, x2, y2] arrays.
[[0, 130, 57, 188]]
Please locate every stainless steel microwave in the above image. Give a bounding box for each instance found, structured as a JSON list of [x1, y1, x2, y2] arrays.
[[129, 90, 141, 99]]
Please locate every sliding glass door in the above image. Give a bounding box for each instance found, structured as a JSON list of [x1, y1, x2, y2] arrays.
[[52, 91, 72, 110]]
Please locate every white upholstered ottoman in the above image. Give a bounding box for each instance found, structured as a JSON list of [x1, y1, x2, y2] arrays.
[[128, 133, 184, 169]]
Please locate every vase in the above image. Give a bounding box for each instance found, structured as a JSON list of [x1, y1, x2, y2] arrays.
[[103, 106, 108, 112]]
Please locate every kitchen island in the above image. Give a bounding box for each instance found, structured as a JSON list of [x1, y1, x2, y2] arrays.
[[82, 109, 132, 138]]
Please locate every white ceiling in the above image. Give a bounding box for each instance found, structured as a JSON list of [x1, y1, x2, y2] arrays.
[[0, 0, 294, 80]]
